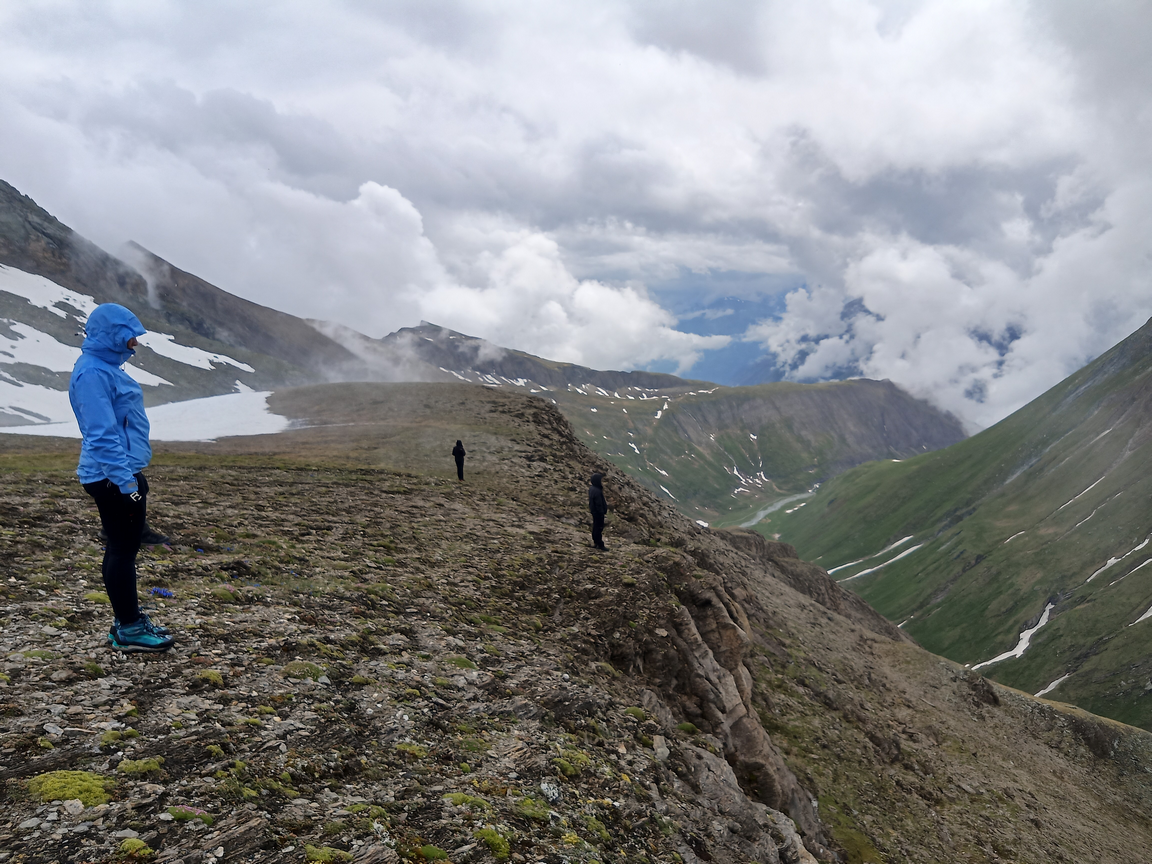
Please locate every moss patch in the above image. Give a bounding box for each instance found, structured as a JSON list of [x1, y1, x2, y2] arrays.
[[28, 770, 114, 806]]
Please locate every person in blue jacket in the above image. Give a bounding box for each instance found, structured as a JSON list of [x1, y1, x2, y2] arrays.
[[70, 303, 174, 652]]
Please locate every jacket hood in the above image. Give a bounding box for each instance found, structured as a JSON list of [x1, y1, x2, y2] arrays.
[[82, 304, 146, 366], [590, 473, 603, 488]]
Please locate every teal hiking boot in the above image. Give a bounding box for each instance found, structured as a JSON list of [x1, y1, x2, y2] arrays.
[[109, 616, 175, 653], [108, 613, 171, 642]]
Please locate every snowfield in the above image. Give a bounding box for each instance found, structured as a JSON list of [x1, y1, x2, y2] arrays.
[[0, 388, 290, 442]]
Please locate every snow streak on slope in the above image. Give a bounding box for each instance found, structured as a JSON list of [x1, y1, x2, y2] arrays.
[[971, 602, 1055, 670], [1085, 535, 1151, 584], [827, 535, 915, 575], [137, 332, 254, 372], [838, 543, 924, 582]]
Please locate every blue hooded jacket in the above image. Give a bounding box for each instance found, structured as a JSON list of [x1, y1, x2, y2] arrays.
[[69, 304, 151, 493]]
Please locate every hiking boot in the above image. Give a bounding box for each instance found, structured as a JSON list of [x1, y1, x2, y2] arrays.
[[98, 525, 171, 545], [109, 616, 175, 653], [108, 613, 170, 641], [141, 526, 171, 545]]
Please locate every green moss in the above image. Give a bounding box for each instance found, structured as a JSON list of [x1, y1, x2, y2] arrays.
[[83, 661, 106, 679], [395, 742, 428, 759], [516, 796, 551, 821], [351, 674, 373, 685], [624, 707, 647, 721], [23, 649, 54, 660], [119, 837, 154, 858], [118, 757, 164, 776], [621, 575, 637, 586], [323, 820, 346, 835], [304, 846, 353, 863], [585, 816, 611, 844], [592, 661, 621, 679], [84, 591, 110, 604], [211, 587, 240, 603], [197, 669, 225, 688], [36, 736, 53, 750], [444, 792, 489, 809], [420, 845, 449, 860], [256, 705, 277, 714], [167, 805, 213, 825], [447, 655, 476, 669], [206, 744, 225, 758], [283, 661, 325, 681], [28, 770, 114, 806], [460, 737, 490, 753], [0, 672, 9, 684], [676, 722, 699, 735], [474, 827, 510, 860]]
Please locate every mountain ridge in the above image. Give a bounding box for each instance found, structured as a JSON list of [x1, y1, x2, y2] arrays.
[[0, 381, 1149, 863]]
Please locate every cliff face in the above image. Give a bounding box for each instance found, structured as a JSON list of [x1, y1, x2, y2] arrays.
[[2, 382, 1148, 864]]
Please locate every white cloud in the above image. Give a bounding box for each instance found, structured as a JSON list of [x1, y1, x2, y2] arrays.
[[418, 232, 728, 373], [0, 1, 1149, 424]]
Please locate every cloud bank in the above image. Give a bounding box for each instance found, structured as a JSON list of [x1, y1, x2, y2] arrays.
[[0, 1, 1149, 427]]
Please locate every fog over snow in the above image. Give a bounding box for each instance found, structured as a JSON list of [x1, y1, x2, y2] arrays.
[[1, 1, 1150, 429]]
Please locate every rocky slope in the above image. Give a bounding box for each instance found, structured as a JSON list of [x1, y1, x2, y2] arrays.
[[772, 315, 1152, 731], [1, 382, 1150, 864]]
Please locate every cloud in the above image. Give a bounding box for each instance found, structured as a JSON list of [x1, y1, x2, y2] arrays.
[[0, 1, 1149, 425], [417, 232, 729, 373]]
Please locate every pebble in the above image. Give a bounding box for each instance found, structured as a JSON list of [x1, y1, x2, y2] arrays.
[[19, 818, 41, 830], [114, 829, 139, 838], [61, 799, 84, 816]]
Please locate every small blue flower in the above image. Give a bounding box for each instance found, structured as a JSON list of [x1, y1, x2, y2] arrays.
[[150, 587, 174, 598]]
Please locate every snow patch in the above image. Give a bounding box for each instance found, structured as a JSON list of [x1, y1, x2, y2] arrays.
[[1057, 476, 1106, 511], [828, 535, 915, 574], [124, 364, 172, 387], [1035, 674, 1071, 698], [659, 485, 677, 500], [0, 264, 99, 319], [1085, 535, 1151, 584], [0, 390, 290, 441], [629, 442, 639, 454], [0, 321, 80, 371], [1003, 531, 1026, 545], [137, 332, 254, 372], [1111, 557, 1152, 587], [695, 519, 709, 528], [971, 602, 1055, 670], [838, 543, 925, 582]]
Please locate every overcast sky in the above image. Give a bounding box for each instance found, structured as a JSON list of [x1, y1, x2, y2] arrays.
[[1, 0, 1149, 429]]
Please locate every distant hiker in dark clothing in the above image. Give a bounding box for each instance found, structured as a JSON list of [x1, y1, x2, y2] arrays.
[[70, 304, 174, 653], [588, 473, 608, 550], [452, 440, 466, 481]]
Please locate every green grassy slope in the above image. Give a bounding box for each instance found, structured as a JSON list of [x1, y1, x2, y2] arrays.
[[553, 377, 965, 527], [770, 316, 1152, 729]]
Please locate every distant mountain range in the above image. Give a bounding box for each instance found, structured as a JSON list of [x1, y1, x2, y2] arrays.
[[772, 314, 1152, 730], [0, 175, 964, 520]]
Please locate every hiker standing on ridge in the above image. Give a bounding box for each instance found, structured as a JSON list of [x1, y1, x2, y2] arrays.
[[452, 439, 466, 481], [588, 473, 608, 550], [69, 304, 174, 653]]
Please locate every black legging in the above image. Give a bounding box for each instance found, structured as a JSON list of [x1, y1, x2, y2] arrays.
[[83, 473, 147, 626], [592, 512, 605, 549], [455, 457, 464, 481]]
